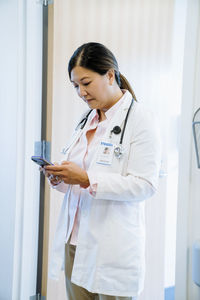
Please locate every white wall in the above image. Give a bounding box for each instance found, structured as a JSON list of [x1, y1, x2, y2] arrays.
[[164, 0, 187, 289], [0, 1, 19, 298], [175, 0, 200, 299], [186, 0, 200, 298], [0, 0, 43, 299]]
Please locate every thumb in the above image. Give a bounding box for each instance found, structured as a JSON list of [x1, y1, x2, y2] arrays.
[[61, 161, 69, 165]]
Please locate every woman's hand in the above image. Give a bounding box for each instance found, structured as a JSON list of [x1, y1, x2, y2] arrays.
[[44, 161, 90, 188], [40, 162, 62, 186]]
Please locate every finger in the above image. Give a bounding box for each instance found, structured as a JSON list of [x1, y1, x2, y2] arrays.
[[50, 175, 62, 184], [51, 179, 62, 186], [50, 177, 60, 184], [46, 170, 64, 177], [44, 165, 64, 171], [49, 174, 54, 180], [61, 161, 69, 165]]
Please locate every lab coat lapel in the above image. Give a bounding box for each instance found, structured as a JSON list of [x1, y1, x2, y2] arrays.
[[62, 109, 97, 159], [88, 93, 133, 168], [62, 128, 83, 159], [62, 92, 133, 162], [104, 93, 133, 143]]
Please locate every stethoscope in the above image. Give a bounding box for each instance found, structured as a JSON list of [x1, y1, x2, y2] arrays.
[[62, 98, 134, 158]]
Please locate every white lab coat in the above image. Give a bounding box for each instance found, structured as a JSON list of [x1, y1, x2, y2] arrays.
[[49, 91, 161, 297]]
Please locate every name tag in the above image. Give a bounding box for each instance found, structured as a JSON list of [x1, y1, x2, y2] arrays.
[[96, 141, 114, 165]]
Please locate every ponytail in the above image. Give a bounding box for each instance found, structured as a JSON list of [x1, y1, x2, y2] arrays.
[[119, 73, 137, 101]]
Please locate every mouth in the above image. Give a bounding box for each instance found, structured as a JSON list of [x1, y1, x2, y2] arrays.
[[85, 98, 95, 103]]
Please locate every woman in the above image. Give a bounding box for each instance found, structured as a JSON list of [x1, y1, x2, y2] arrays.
[[44, 42, 161, 300]]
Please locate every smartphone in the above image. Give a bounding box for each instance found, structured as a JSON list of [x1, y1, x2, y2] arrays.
[[31, 156, 53, 166]]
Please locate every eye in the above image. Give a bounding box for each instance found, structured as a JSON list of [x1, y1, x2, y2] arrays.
[[83, 82, 91, 86], [73, 85, 78, 89]]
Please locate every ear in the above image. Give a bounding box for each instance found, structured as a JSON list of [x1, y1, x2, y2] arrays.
[[106, 69, 115, 85]]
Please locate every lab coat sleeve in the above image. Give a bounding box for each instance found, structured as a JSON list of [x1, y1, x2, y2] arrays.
[[87, 109, 161, 202], [49, 179, 69, 194]]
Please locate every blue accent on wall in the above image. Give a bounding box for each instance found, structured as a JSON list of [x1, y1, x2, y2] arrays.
[[165, 286, 175, 300]]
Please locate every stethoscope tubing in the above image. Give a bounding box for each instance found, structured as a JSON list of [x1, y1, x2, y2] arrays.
[[77, 98, 134, 145], [119, 98, 134, 144]]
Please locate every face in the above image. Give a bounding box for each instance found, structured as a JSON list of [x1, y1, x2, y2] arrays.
[[70, 66, 115, 111]]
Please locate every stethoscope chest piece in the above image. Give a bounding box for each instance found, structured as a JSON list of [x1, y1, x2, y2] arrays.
[[114, 145, 124, 159]]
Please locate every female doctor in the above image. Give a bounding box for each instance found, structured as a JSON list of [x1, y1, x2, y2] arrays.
[[44, 42, 161, 300]]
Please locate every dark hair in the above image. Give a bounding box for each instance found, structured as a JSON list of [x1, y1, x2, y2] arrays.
[[68, 42, 137, 100]]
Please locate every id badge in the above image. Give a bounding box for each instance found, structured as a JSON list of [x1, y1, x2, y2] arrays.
[[96, 141, 114, 165]]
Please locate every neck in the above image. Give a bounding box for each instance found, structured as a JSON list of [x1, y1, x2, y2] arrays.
[[98, 89, 124, 122]]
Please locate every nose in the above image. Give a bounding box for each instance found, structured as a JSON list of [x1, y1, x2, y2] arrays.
[[78, 85, 87, 97]]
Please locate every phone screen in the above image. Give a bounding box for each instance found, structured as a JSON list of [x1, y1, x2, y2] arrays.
[[31, 156, 53, 166]]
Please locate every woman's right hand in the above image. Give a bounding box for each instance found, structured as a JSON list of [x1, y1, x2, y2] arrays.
[[40, 162, 62, 186]]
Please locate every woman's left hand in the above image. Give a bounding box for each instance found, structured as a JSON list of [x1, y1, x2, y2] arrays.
[[44, 161, 90, 188]]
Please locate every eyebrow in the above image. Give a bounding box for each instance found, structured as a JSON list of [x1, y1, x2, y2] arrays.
[[71, 76, 90, 83]]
